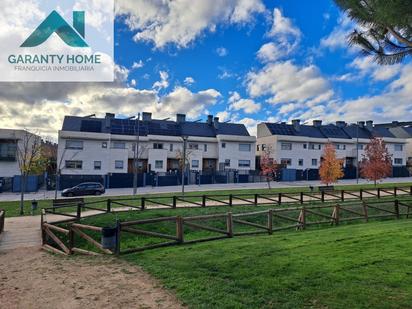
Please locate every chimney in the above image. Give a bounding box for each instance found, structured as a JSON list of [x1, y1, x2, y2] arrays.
[[207, 115, 213, 125], [313, 120, 322, 128], [358, 121, 365, 128], [336, 121, 346, 128], [292, 119, 301, 131], [105, 113, 115, 128], [142, 112, 152, 121], [213, 117, 220, 130], [366, 120, 373, 131], [176, 114, 186, 123]]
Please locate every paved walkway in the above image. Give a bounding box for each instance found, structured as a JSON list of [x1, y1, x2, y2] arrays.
[[1, 177, 412, 202]]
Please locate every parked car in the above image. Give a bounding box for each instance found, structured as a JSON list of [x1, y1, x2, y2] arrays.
[[62, 182, 105, 197]]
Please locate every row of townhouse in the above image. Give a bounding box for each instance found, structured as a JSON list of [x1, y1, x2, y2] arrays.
[[57, 113, 256, 176], [256, 120, 409, 176]]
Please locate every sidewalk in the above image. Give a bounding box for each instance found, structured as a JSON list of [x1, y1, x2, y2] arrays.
[[0, 177, 412, 202]]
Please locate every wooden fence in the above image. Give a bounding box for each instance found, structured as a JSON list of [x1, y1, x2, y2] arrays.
[[41, 198, 412, 255], [0, 209, 5, 234]]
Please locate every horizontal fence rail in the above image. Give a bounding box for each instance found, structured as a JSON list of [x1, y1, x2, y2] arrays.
[[40, 198, 412, 255]]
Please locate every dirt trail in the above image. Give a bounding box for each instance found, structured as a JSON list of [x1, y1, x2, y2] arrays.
[[0, 247, 183, 309]]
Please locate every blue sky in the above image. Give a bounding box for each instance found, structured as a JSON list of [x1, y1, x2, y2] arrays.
[[0, 0, 411, 137]]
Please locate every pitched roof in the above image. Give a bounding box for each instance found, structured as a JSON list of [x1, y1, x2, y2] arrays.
[[62, 115, 251, 138]]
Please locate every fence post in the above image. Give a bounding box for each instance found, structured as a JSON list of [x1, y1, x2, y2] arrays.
[[267, 210, 273, 235], [394, 187, 397, 197], [254, 194, 258, 206], [115, 220, 121, 255], [176, 216, 184, 243], [394, 200, 400, 219], [278, 193, 282, 205], [173, 196, 177, 209], [321, 191, 325, 202], [363, 202, 368, 222], [141, 197, 145, 210], [68, 224, 74, 255], [107, 199, 112, 213], [40, 210, 45, 245], [333, 204, 340, 226], [298, 207, 306, 230], [341, 190, 345, 202], [229, 194, 233, 206], [202, 195, 206, 207], [76, 203, 82, 221], [377, 188, 381, 199], [360, 189, 363, 200], [300, 192, 304, 204], [226, 212, 233, 238]]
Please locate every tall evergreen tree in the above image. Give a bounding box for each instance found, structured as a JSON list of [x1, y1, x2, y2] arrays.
[[334, 0, 412, 64]]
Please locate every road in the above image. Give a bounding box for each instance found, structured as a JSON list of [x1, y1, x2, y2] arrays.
[[0, 177, 412, 202]]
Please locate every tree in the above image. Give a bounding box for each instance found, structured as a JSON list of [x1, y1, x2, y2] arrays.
[[260, 147, 280, 189], [319, 143, 344, 186], [360, 137, 392, 185], [15, 130, 45, 215], [334, 0, 412, 64]]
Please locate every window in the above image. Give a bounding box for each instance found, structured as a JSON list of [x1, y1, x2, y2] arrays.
[[394, 158, 403, 165], [153, 143, 164, 149], [257, 145, 260, 151], [222, 142, 226, 148], [204, 144, 208, 152], [261, 144, 266, 151], [102, 142, 107, 149], [239, 144, 251, 152], [225, 159, 230, 167], [238, 160, 251, 168], [65, 140, 83, 150], [281, 142, 292, 150], [394, 144, 403, 151], [65, 160, 82, 169], [155, 160, 163, 169], [298, 159, 303, 166], [169, 144, 174, 151], [0, 142, 17, 161], [336, 144, 346, 150], [189, 144, 199, 150], [192, 160, 200, 168], [309, 143, 321, 150], [115, 160, 124, 169], [112, 141, 126, 149], [94, 161, 101, 170], [303, 144, 307, 149], [357, 144, 364, 150], [281, 158, 292, 166], [312, 159, 318, 166]]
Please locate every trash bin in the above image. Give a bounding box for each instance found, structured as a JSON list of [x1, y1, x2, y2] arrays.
[[101, 227, 117, 250], [31, 200, 38, 214]]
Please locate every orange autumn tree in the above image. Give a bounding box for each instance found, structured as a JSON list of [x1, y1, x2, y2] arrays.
[[319, 143, 344, 186], [360, 137, 392, 186], [260, 147, 280, 189]]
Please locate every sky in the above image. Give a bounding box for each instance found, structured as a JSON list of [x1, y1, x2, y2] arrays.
[[0, 0, 411, 138]]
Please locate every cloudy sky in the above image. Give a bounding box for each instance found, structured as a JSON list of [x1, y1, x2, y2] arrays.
[[0, 0, 411, 138]]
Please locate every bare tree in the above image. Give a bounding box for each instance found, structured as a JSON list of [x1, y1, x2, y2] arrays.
[[15, 130, 44, 215]]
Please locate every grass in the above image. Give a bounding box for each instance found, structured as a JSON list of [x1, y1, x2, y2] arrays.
[[124, 220, 412, 309], [2, 181, 412, 218]]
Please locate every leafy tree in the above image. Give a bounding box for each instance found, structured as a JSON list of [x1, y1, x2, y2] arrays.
[[334, 0, 412, 64], [360, 137, 392, 185], [319, 143, 344, 186], [260, 147, 280, 189]]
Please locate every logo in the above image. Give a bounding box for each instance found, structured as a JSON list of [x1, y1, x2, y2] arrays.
[[21, 10, 88, 48]]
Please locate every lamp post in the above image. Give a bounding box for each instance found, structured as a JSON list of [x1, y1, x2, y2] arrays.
[[133, 113, 141, 195], [181, 136, 188, 196]]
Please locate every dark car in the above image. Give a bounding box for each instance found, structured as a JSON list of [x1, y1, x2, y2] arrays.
[[62, 182, 105, 197]]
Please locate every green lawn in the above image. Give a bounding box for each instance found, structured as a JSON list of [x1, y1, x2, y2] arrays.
[[2, 181, 412, 218], [124, 220, 412, 309]]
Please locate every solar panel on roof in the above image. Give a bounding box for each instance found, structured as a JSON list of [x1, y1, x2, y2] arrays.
[[80, 120, 102, 133]]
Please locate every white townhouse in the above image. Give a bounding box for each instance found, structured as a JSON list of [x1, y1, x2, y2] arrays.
[[57, 113, 256, 176], [256, 120, 408, 174], [0, 129, 41, 178]]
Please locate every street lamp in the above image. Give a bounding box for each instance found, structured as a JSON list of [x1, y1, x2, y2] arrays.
[[181, 136, 188, 195], [133, 113, 141, 195]]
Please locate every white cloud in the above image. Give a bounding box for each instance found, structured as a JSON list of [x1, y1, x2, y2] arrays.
[[256, 8, 301, 63], [117, 0, 265, 49], [320, 14, 353, 50], [238, 117, 259, 136], [131, 60, 144, 70], [152, 71, 169, 91], [349, 56, 401, 81], [246, 61, 333, 105], [228, 91, 261, 114], [216, 110, 231, 122], [216, 47, 228, 57], [184, 77, 195, 85]]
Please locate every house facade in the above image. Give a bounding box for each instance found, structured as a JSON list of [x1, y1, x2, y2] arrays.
[[57, 113, 256, 176], [257, 120, 408, 178]]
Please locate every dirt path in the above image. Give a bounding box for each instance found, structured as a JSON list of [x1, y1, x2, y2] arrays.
[[0, 247, 183, 309]]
